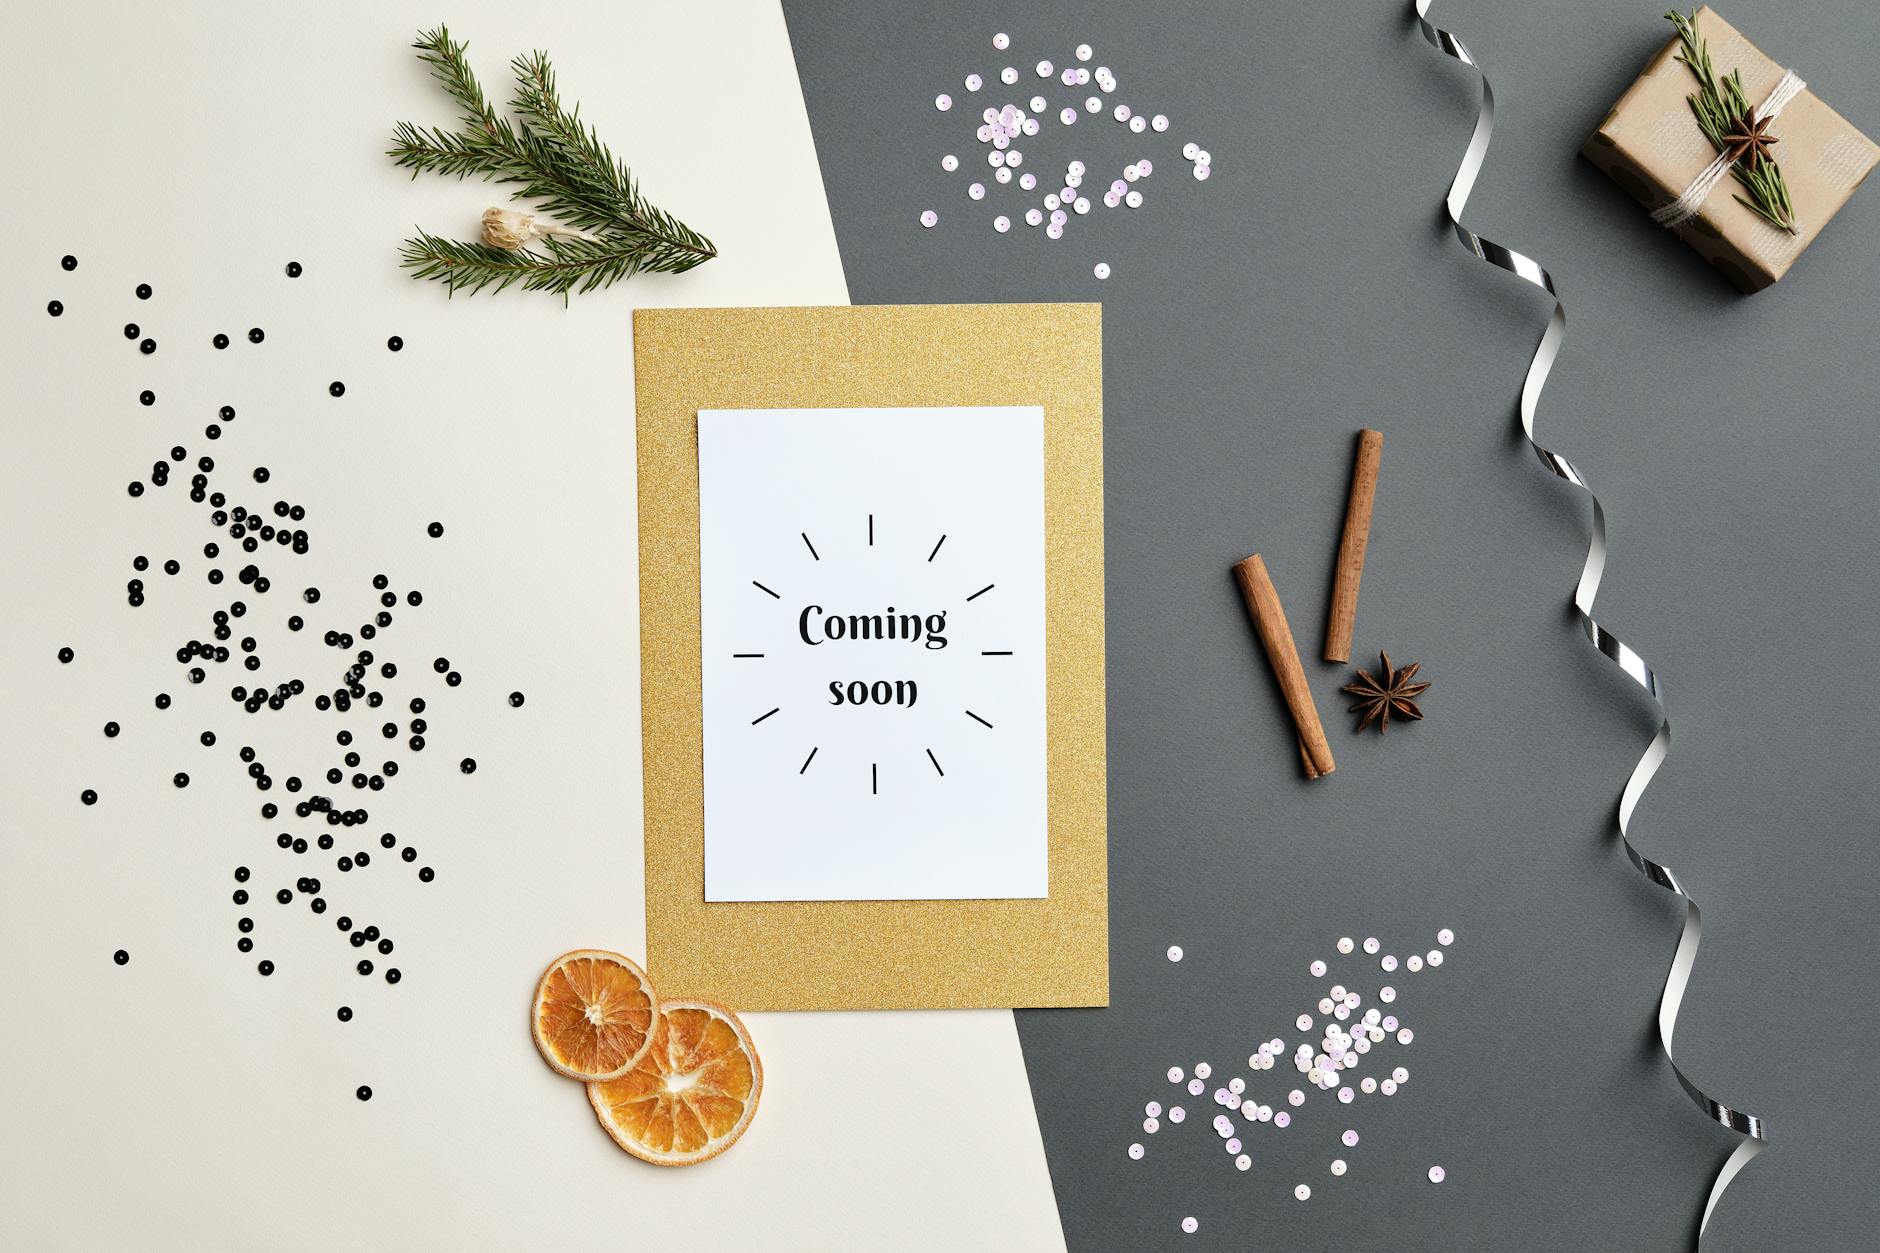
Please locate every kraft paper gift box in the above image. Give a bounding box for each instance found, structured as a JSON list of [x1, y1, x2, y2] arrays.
[[1582, 6, 1880, 292]]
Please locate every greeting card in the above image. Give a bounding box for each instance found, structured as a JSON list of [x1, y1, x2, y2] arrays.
[[698, 405, 1048, 902], [634, 303, 1106, 1009]]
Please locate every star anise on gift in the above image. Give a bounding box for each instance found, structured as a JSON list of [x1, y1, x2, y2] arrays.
[[1721, 110, 1780, 171], [1341, 651, 1430, 734]]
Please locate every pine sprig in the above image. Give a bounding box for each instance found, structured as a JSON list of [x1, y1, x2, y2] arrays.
[[1666, 9, 1797, 233], [388, 27, 717, 295]]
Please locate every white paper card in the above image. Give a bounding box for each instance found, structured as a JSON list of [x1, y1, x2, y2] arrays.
[[697, 406, 1048, 902]]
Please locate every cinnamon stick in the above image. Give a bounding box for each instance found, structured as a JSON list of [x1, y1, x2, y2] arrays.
[[1323, 429, 1383, 664], [1234, 554, 1335, 779]]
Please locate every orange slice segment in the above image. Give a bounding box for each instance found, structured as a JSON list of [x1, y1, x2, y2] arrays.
[[587, 998, 762, 1165], [532, 949, 659, 1082]]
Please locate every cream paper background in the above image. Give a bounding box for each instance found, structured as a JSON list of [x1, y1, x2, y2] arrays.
[[0, 3, 1064, 1249]]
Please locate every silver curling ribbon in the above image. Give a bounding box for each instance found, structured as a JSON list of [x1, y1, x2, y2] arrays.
[[1411, 1, 1768, 1244]]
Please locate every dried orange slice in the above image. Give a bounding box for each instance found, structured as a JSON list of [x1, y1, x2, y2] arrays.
[[531, 949, 659, 1082], [587, 999, 762, 1165]]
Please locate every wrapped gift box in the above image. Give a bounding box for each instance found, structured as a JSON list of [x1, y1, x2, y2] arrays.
[[1582, 6, 1879, 292]]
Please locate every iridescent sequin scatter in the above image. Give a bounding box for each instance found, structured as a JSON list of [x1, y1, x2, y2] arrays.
[[1410, 3, 1768, 1244], [1130, 930, 1456, 1221], [922, 32, 1215, 280], [47, 257, 524, 1103]]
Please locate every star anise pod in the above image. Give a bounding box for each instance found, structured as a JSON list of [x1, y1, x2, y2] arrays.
[[1341, 650, 1430, 734], [1721, 110, 1780, 171]]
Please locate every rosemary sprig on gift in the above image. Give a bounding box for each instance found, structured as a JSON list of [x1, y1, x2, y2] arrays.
[[1666, 9, 1797, 233], [388, 27, 718, 296]]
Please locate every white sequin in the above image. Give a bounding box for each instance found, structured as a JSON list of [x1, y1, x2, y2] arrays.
[[1294, 1184, 1311, 1201], [1167, 945, 1183, 962], [1288, 1090, 1305, 1107], [1309, 960, 1327, 978], [1381, 955, 1398, 972], [1143, 1116, 1159, 1133], [1194, 1062, 1212, 1079], [935, 94, 953, 111], [1030, 95, 1047, 112], [1169, 1106, 1186, 1123], [1036, 60, 1053, 77], [1427, 949, 1444, 966], [1074, 197, 1091, 214], [1397, 1028, 1414, 1044], [1152, 113, 1170, 132], [968, 182, 985, 200], [1076, 43, 1093, 61], [1168, 1066, 1184, 1083], [1181, 142, 1199, 159], [1360, 1077, 1376, 1093], [1342, 1129, 1360, 1147], [1380, 1079, 1397, 1096], [941, 154, 959, 172], [1193, 164, 1210, 181], [992, 32, 1009, 50], [1380, 986, 1396, 1003], [1020, 172, 1037, 190], [1228, 1077, 1245, 1094], [1236, 1153, 1252, 1171], [1429, 1166, 1446, 1184], [994, 167, 1012, 184], [1186, 1078, 1203, 1095], [1113, 104, 1131, 122], [1086, 96, 1102, 113], [1336, 936, 1354, 954], [1001, 67, 1018, 84], [1181, 1216, 1198, 1234], [1125, 190, 1143, 208], [1363, 937, 1380, 954], [965, 74, 983, 91], [1045, 222, 1063, 239], [1338, 1087, 1354, 1103], [1128, 1142, 1144, 1159], [1130, 115, 1146, 132], [1297, 1014, 1314, 1031], [1392, 1066, 1409, 1083], [1274, 1111, 1290, 1128], [1407, 955, 1423, 972], [1331, 1159, 1347, 1176], [919, 210, 937, 228], [1059, 107, 1078, 125], [1438, 927, 1455, 946], [1025, 208, 1043, 226]]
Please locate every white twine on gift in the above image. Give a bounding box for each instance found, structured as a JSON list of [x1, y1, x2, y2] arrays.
[[1650, 69, 1805, 228]]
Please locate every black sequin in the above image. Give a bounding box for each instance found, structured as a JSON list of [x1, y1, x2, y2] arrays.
[[173, 772, 189, 788], [384, 968, 401, 985], [460, 758, 476, 774], [113, 949, 128, 965], [125, 323, 140, 339], [257, 960, 274, 976], [46, 300, 63, 317], [418, 866, 434, 882], [248, 327, 265, 343], [104, 722, 120, 737], [329, 382, 345, 398], [509, 691, 525, 707], [356, 959, 374, 976], [337, 1006, 353, 1022], [154, 693, 171, 709], [135, 283, 152, 300], [356, 1085, 372, 1101], [277, 888, 293, 904], [139, 390, 156, 406], [140, 338, 156, 355], [61, 255, 77, 271], [58, 646, 74, 663], [285, 261, 302, 278], [387, 336, 403, 351], [213, 333, 229, 349]]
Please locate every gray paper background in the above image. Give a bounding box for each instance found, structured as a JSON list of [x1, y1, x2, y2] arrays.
[[784, 0, 1880, 1248]]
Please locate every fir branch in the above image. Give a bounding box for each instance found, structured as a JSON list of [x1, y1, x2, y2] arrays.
[[388, 27, 717, 296], [1666, 9, 1797, 233]]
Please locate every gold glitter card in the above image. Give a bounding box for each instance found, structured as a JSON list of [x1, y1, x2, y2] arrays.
[[635, 303, 1107, 1009]]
